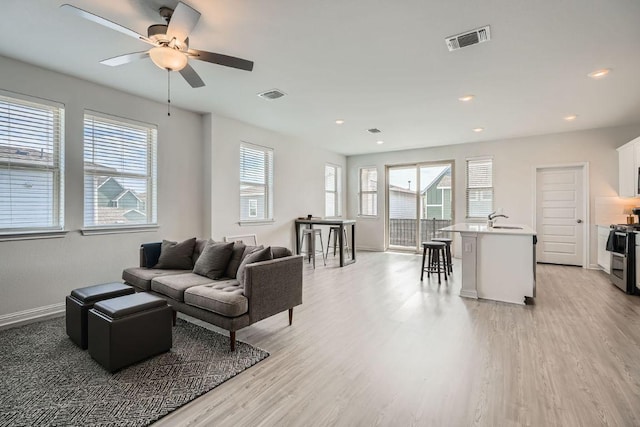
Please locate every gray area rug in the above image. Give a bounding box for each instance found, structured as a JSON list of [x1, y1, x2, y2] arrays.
[[0, 317, 269, 427]]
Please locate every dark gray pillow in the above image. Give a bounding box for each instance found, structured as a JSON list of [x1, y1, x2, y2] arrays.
[[155, 238, 197, 270], [236, 246, 273, 287], [193, 241, 234, 279], [224, 241, 246, 279], [272, 246, 292, 259]]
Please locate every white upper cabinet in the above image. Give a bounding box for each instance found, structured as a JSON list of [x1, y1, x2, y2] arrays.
[[617, 136, 640, 197]]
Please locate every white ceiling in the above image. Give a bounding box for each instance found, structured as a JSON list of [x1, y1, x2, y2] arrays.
[[1, 0, 639, 155]]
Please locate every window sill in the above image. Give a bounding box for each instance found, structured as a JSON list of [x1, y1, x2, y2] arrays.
[[81, 225, 159, 236], [238, 219, 275, 226], [357, 215, 379, 220], [0, 230, 68, 242]]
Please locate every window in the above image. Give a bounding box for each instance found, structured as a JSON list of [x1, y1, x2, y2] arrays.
[[240, 142, 273, 222], [83, 112, 157, 227], [359, 167, 377, 216], [466, 158, 493, 218], [325, 164, 342, 217], [0, 91, 64, 232]]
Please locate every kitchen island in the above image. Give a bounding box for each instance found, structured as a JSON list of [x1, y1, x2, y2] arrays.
[[440, 223, 537, 305]]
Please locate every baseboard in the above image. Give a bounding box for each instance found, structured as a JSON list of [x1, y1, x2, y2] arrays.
[[356, 246, 385, 252], [0, 302, 65, 330]]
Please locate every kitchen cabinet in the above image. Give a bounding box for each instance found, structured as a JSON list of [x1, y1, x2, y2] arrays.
[[597, 225, 611, 274], [617, 136, 640, 197]]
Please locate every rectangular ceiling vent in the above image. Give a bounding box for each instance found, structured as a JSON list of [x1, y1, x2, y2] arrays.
[[446, 26, 491, 51], [258, 89, 286, 100]]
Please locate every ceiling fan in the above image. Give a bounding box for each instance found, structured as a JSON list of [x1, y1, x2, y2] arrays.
[[60, 2, 254, 88]]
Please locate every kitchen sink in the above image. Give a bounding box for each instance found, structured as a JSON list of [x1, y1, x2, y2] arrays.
[[492, 225, 523, 229]]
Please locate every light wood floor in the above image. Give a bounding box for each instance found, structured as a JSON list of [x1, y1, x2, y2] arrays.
[[155, 251, 640, 427]]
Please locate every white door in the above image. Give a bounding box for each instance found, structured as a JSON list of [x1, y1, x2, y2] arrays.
[[535, 166, 585, 266]]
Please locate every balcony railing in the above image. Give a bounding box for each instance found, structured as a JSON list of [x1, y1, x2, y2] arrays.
[[389, 218, 453, 247]]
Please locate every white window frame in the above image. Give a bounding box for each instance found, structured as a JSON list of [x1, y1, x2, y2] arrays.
[[466, 157, 494, 219], [0, 90, 65, 237], [325, 163, 342, 218], [358, 166, 378, 217], [248, 199, 258, 218], [240, 142, 274, 224], [82, 111, 158, 233]]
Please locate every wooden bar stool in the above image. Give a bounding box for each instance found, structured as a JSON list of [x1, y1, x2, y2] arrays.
[[420, 241, 448, 284], [326, 226, 350, 258], [300, 228, 326, 268], [432, 237, 453, 273]]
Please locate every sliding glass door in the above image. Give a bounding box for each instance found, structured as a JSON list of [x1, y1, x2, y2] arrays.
[[387, 162, 454, 251]]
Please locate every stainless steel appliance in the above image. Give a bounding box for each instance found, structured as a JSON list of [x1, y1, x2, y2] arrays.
[[609, 224, 636, 294]]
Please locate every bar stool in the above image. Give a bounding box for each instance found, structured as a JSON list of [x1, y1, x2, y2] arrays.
[[432, 237, 453, 273], [326, 226, 350, 258], [420, 241, 448, 284], [300, 228, 326, 268]]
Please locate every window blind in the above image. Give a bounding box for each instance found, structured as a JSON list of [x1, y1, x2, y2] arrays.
[[466, 158, 493, 218], [83, 112, 157, 227], [325, 164, 342, 217], [359, 167, 377, 216], [240, 142, 273, 221], [0, 92, 64, 232]]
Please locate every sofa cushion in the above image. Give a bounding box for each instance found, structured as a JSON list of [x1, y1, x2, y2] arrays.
[[184, 280, 248, 317], [141, 242, 162, 267], [272, 246, 292, 259], [193, 241, 234, 279], [236, 246, 273, 287], [155, 238, 197, 270], [224, 242, 246, 279], [151, 273, 213, 302], [122, 267, 189, 291]]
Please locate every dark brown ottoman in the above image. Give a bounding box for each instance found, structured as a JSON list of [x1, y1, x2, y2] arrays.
[[65, 282, 134, 349], [88, 292, 172, 372]]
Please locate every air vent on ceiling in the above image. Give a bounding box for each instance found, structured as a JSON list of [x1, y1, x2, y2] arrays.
[[367, 128, 381, 134], [446, 26, 491, 51], [258, 89, 286, 100]]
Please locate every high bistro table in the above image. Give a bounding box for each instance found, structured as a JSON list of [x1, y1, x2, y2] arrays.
[[294, 218, 356, 267]]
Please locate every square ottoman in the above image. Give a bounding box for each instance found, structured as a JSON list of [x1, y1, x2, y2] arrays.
[[88, 292, 172, 372], [65, 282, 135, 349]]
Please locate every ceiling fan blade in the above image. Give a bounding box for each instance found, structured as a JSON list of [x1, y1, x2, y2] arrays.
[[188, 49, 254, 72], [179, 63, 205, 88], [100, 51, 150, 67], [60, 4, 156, 46], [167, 2, 201, 43]]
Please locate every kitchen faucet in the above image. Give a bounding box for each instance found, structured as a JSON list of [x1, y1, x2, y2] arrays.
[[488, 211, 508, 227]]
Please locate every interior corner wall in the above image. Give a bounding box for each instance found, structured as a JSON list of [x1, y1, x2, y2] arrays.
[[204, 114, 347, 248], [346, 124, 640, 266], [0, 56, 204, 317]]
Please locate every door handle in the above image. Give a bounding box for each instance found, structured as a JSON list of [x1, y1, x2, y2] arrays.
[[577, 219, 583, 223]]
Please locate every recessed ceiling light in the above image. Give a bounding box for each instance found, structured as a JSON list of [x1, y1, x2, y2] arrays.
[[472, 127, 484, 133], [588, 68, 611, 79], [376, 140, 384, 145], [564, 114, 578, 121], [458, 95, 475, 102], [335, 119, 345, 125]]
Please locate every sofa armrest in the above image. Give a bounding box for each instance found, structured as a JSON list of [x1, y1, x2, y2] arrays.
[[139, 242, 162, 267], [243, 255, 303, 323]]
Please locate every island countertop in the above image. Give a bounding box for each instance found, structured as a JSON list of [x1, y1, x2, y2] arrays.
[[441, 223, 536, 236]]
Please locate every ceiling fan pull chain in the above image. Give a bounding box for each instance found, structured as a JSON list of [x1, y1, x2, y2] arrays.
[[167, 69, 171, 117]]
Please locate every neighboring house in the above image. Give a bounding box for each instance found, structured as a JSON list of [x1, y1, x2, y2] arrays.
[[97, 177, 145, 211], [85, 176, 147, 225], [388, 166, 452, 220], [240, 184, 266, 219]]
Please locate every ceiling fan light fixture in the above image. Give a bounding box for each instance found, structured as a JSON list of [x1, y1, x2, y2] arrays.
[[149, 46, 188, 71]]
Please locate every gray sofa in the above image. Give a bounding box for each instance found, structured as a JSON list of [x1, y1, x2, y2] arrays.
[[122, 238, 303, 351]]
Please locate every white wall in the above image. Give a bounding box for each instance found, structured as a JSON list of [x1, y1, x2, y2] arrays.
[[0, 56, 204, 317], [204, 114, 346, 249], [347, 124, 640, 266]]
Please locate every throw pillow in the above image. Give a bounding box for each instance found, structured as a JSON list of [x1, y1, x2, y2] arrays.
[[154, 238, 197, 270], [236, 246, 273, 287], [193, 241, 235, 279], [224, 241, 247, 279], [271, 246, 292, 259]]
